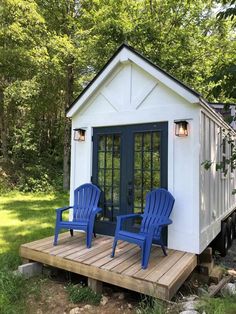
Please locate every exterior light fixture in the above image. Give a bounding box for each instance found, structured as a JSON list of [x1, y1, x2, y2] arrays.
[[73, 128, 86, 141], [174, 120, 189, 137]]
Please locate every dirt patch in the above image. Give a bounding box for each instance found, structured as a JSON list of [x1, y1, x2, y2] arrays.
[[26, 279, 137, 314]]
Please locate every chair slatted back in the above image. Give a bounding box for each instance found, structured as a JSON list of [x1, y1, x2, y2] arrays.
[[140, 188, 175, 237], [73, 184, 101, 221]]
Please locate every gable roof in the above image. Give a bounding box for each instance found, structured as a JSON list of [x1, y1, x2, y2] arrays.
[[66, 44, 202, 118]]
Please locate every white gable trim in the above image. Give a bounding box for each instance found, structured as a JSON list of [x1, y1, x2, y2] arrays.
[[67, 46, 200, 118]]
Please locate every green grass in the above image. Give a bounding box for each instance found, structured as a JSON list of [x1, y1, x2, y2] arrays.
[[0, 191, 69, 313], [137, 297, 167, 314], [66, 283, 102, 305], [198, 295, 236, 314]]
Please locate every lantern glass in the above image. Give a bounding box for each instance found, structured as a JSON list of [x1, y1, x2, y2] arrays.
[[175, 121, 188, 137], [74, 128, 86, 141]]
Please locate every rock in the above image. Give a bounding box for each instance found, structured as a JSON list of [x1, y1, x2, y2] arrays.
[[228, 269, 236, 277], [221, 283, 236, 296], [100, 295, 109, 306], [83, 304, 92, 310], [197, 287, 208, 296], [36, 310, 43, 314], [182, 300, 199, 311], [113, 292, 125, 300], [128, 303, 133, 309], [69, 307, 81, 314], [183, 295, 199, 301], [179, 311, 200, 314]]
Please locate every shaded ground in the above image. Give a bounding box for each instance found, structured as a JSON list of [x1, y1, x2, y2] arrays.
[[26, 278, 137, 314], [214, 239, 236, 270]]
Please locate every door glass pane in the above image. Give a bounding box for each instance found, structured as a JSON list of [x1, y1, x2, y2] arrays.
[[143, 152, 151, 169], [133, 131, 161, 213], [143, 132, 151, 151], [134, 152, 142, 169], [153, 152, 160, 170], [106, 153, 112, 169], [97, 133, 121, 222], [135, 133, 142, 151], [153, 171, 160, 188], [98, 152, 105, 168]]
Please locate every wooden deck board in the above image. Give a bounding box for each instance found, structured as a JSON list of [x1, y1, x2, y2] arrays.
[[19, 232, 197, 300]]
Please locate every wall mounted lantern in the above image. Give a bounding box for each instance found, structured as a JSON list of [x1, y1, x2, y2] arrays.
[[174, 120, 189, 137], [73, 128, 86, 141]]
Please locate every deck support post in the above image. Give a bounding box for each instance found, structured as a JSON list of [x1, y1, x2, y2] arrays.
[[88, 277, 103, 294]]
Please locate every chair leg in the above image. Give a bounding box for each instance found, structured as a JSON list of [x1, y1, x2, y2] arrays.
[[111, 239, 118, 258], [54, 226, 60, 246], [70, 229, 74, 237], [94, 232, 97, 238], [86, 231, 93, 249], [161, 245, 167, 256], [142, 240, 152, 269]]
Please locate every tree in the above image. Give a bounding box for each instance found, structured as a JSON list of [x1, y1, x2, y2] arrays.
[[0, 0, 235, 192]]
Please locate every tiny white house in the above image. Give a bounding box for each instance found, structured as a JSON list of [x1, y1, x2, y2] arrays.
[[66, 44, 236, 256]]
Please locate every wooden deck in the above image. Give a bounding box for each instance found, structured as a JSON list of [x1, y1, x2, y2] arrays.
[[20, 232, 197, 300]]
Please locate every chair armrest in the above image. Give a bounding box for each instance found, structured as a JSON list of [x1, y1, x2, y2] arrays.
[[116, 214, 143, 232], [56, 206, 73, 213], [56, 206, 72, 221], [91, 207, 102, 216], [158, 218, 172, 227], [117, 213, 143, 222]]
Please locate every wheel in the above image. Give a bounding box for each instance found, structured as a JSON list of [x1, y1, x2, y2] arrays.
[[218, 221, 228, 257], [231, 212, 236, 239], [226, 217, 233, 247]]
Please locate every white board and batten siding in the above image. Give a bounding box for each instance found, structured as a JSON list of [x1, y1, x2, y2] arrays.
[[67, 45, 236, 255], [200, 109, 236, 252]]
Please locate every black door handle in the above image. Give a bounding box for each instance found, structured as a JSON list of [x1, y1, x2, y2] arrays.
[[127, 183, 133, 206]]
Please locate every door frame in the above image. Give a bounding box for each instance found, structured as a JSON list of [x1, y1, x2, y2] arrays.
[[92, 122, 168, 236]]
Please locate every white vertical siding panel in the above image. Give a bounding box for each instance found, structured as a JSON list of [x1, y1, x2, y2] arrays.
[[216, 124, 221, 219], [200, 109, 236, 252], [200, 112, 205, 229]]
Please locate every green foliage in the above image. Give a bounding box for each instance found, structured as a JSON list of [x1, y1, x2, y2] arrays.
[[66, 283, 101, 305], [0, 192, 68, 313], [137, 297, 166, 314], [198, 295, 236, 314], [0, 0, 235, 192], [0, 270, 27, 314]]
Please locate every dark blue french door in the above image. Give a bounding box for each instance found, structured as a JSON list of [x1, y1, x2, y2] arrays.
[[92, 122, 168, 235]]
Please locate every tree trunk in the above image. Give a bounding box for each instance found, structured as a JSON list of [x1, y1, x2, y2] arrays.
[[63, 64, 74, 190], [0, 89, 8, 162]]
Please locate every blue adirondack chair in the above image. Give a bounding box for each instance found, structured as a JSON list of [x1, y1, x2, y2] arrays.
[[111, 188, 175, 269], [53, 183, 101, 248]]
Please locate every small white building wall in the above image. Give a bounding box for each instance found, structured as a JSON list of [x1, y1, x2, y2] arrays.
[[200, 110, 236, 252], [70, 62, 201, 253]]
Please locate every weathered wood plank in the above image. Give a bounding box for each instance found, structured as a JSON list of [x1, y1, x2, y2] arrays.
[[19, 235, 197, 301], [159, 253, 197, 299], [123, 248, 165, 277], [145, 250, 184, 282], [101, 246, 140, 271], [43, 236, 85, 254], [64, 236, 112, 259], [112, 251, 141, 273], [78, 241, 128, 264], [24, 232, 70, 248], [90, 243, 135, 268], [20, 245, 168, 299]]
